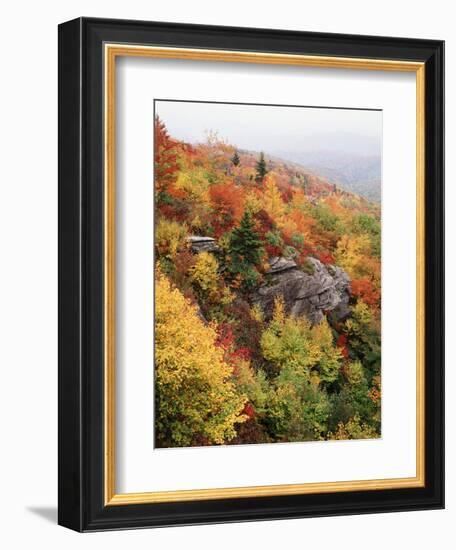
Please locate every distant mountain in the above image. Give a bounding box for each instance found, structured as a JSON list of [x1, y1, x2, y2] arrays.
[[272, 150, 381, 203]]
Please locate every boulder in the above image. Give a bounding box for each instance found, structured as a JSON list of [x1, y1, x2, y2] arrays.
[[252, 256, 351, 325], [267, 256, 298, 274], [187, 235, 220, 254]]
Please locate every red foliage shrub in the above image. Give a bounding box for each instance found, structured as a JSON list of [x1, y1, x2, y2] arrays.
[[351, 278, 380, 308], [280, 187, 294, 203], [225, 300, 264, 370], [254, 209, 276, 235], [157, 200, 190, 223], [171, 249, 195, 287], [243, 402, 256, 418], [316, 250, 335, 264], [215, 322, 235, 352], [215, 323, 253, 375], [336, 333, 349, 359], [209, 180, 243, 237], [229, 418, 270, 445], [265, 243, 283, 258]]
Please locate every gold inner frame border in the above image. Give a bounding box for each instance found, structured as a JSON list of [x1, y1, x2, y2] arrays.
[[103, 44, 425, 505]]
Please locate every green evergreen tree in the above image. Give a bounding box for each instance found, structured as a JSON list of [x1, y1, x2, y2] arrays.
[[231, 150, 241, 166], [255, 152, 268, 182], [228, 210, 264, 291], [230, 210, 263, 265]]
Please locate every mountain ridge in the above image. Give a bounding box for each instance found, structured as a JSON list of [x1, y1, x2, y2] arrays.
[[271, 149, 381, 203]]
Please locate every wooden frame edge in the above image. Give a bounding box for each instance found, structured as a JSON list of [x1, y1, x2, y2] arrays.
[[107, 477, 424, 505]]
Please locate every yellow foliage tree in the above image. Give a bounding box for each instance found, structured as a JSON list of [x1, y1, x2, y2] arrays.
[[344, 360, 365, 386], [260, 297, 342, 383], [335, 234, 372, 278], [261, 297, 315, 371], [262, 173, 285, 222], [174, 167, 210, 202], [155, 218, 188, 258], [311, 320, 343, 383], [155, 270, 247, 447], [188, 252, 234, 313], [189, 252, 219, 297], [244, 190, 263, 215], [328, 414, 378, 440]]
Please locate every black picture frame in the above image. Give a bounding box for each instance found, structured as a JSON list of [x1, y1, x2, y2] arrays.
[[58, 17, 444, 532]]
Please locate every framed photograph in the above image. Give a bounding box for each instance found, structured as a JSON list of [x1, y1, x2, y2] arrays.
[[58, 17, 444, 531]]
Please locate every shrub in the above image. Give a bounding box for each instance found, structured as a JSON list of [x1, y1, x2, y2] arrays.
[[264, 369, 331, 442], [260, 297, 342, 384], [328, 414, 379, 440], [344, 360, 366, 386], [189, 252, 219, 297], [342, 300, 381, 376], [155, 218, 188, 258]]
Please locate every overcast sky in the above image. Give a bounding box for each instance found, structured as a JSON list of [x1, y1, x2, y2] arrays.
[[155, 100, 382, 157]]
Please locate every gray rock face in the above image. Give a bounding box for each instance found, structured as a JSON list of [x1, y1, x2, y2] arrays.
[[252, 256, 351, 325], [187, 236, 220, 254]]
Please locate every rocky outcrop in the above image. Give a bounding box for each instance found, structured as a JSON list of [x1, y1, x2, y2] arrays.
[[252, 256, 351, 325], [186, 235, 351, 325], [267, 256, 298, 274], [187, 235, 220, 254]]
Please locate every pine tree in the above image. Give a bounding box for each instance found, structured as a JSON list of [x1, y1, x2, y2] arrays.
[[231, 150, 240, 166], [230, 210, 263, 266], [228, 210, 264, 291], [255, 152, 268, 182]]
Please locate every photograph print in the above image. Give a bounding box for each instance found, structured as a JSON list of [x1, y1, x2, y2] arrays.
[[154, 100, 382, 449]]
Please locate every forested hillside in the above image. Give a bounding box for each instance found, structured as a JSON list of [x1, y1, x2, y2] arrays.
[[154, 116, 381, 448], [273, 150, 382, 203]]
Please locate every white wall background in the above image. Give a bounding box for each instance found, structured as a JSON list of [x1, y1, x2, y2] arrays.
[[0, 0, 451, 547]]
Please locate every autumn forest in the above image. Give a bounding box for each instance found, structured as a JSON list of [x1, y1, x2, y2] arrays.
[[154, 103, 381, 448]]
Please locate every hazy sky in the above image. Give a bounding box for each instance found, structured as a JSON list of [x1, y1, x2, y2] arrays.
[[156, 100, 382, 157]]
